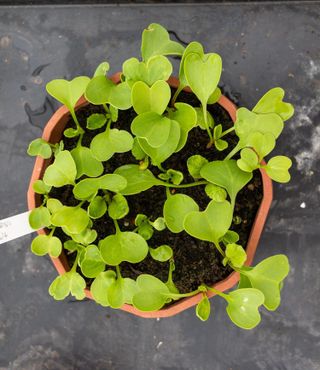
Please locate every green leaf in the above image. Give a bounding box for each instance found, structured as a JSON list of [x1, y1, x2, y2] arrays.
[[46, 76, 90, 112], [138, 120, 180, 166], [31, 234, 62, 258], [51, 206, 90, 234], [46, 198, 63, 214], [88, 196, 107, 219], [221, 230, 240, 246], [184, 200, 233, 245], [29, 207, 51, 229], [204, 184, 227, 202], [132, 274, 170, 311], [196, 295, 211, 321], [225, 288, 264, 330], [90, 128, 134, 161], [158, 169, 184, 185], [86, 113, 107, 130], [265, 156, 292, 183], [99, 231, 148, 265], [131, 137, 146, 160], [27, 138, 52, 159], [73, 174, 127, 200], [80, 244, 105, 278], [43, 151, 77, 187], [85, 76, 132, 110], [184, 52, 222, 110], [246, 132, 276, 160], [49, 271, 86, 300], [131, 80, 171, 115], [253, 87, 294, 121], [131, 112, 172, 148], [151, 217, 166, 231], [64, 240, 81, 252], [187, 155, 208, 179], [242, 254, 290, 310], [110, 105, 118, 122], [71, 146, 103, 178], [179, 41, 204, 89], [141, 23, 185, 61], [93, 61, 110, 77], [71, 228, 97, 245], [149, 245, 173, 262], [200, 160, 252, 206], [135, 214, 154, 240], [213, 124, 228, 151], [108, 193, 129, 220], [168, 103, 197, 152], [237, 148, 260, 172], [32, 180, 51, 195], [107, 277, 138, 308], [91, 270, 116, 306], [195, 107, 215, 130], [223, 243, 247, 268], [114, 165, 163, 195], [64, 128, 80, 138], [208, 87, 222, 104], [123, 55, 172, 87], [164, 194, 199, 233]]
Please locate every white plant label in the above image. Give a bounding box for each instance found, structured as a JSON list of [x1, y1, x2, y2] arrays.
[[0, 211, 36, 245]]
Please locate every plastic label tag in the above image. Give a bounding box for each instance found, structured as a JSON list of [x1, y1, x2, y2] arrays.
[[0, 211, 35, 245]]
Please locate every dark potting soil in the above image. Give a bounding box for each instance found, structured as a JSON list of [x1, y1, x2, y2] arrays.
[[49, 89, 263, 294]]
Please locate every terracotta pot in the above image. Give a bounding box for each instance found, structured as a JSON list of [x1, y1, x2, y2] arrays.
[[27, 73, 273, 318]]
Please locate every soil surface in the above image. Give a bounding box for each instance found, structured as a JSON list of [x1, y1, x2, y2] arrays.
[[49, 89, 263, 294]]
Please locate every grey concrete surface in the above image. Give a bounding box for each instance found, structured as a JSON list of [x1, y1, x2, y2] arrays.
[[0, 3, 319, 370]]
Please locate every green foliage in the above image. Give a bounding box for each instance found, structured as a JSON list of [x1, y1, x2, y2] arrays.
[[196, 294, 211, 321], [27, 138, 52, 159], [204, 184, 227, 202], [71, 146, 103, 178], [93, 61, 110, 77], [223, 243, 247, 268], [108, 193, 129, 220], [86, 113, 107, 130], [51, 206, 90, 234], [135, 214, 154, 240], [194, 107, 214, 130], [164, 194, 199, 233], [91, 270, 116, 306], [49, 271, 86, 300], [88, 196, 107, 219], [158, 169, 184, 185], [187, 155, 208, 179], [32, 180, 51, 195], [29, 206, 51, 230], [264, 156, 292, 183], [149, 245, 173, 262], [213, 124, 228, 151], [141, 23, 185, 61], [31, 234, 62, 258], [80, 245, 105, 278], [43, 151, 77, 187]]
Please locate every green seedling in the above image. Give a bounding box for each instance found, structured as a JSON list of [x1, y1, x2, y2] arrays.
[[27, 23, 294, 329]]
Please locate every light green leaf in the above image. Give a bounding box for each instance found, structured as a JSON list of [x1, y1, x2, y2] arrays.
[[253, 87, 294, 121], [131, 112, 172, 148], [107, 277, 138, 309], [213, 124, 228, 151], [93, 61, 110, 77], [132, 80, 171, 115], [208, 87, 222, 104], [49, 271, 86, 300], [64, 128, 80, 138], [200, 160, 252, 206], [158, 169, 184, 185], [108, 193, 129, 220], [29, 207, 51, 230], [27, 138, 52, 159], [86, 113, 107, 130], [179, 41, 204, 89], [90, 128, 134, 161], [131, 137, 146, 160], [135, 214, 154, 240], [204, 184, 227, 202], [32, 180, 51, 195], [246, 132, 276, 160], [80, 245, 105, 278], [151, 217, 166, 231], [196, 295, 211, 321], [71, 228, 97, 245], [223, 243, 247, 268], [184, 200, 232, 245], [88, 196, 107, 219], [187, 154, 208, 179], [46, 198, 63, 214], [164, 194, 199, 233], [43, 151, 77, 187], [141, 23, 185, 61], [91, 270, 116, 307], [114, 165, 163, 195], [265, 156, 292, 183], [51, 206, 90, 234], [31, 234, 62, 258], [237, 148, 260, 172], [195, 107, 215, 130], [71, 146, 103, 178], [225, 288, 264, 330], [149, 245, 173, 262], [132, 274, 170, 311], [99, 231, 148, 265], [221, 230, 240, 246]]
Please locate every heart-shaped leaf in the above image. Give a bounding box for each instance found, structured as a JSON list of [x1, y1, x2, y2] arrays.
[[253, 87, 294, 121], [223, 243, 247, 268], [91, 270, 116, 307], [107, 277, 138, 308], [49, 271, 86, 300], [93, 61, 110, 77], [149, 245, 173, 262], [88, 196, 107, 219], [237, 148, 260, 172], [184, 200, 232, 245], [132, 274, 170, 311], [27, 138, 52, 159], [246, 132, 276, 160], [29, 206, 51, 230], [32, 180, 51, 195], [225, 288, 264, 329], [71, 228, 97, 245], [123, 55, 172, 87], [108, 193, 129, 220], [204, 184, 227, 202], [90, 128, 134, 161], [86, 113, 107, 130], [131, 80, 171, 115], [265, 156, 292, 183], [31, 234, 62, 258], [71, 146, 103, 178], [164, 194, 199, 233], [80, 244, 105, 278], [196, 294, 211, 321], [179, 41, 204, 90], [51, 206, 90, 234], [46, 76, 90, 112], [99, 231, 148, 266], [184, 52, 222, 109], [114, 165, 164, 195], [200, 160, 252, 207], [187, 154, 208, 179], [131, 112, 172, 148], [241, 254, 290, 310], [43, 151, 77, 187], [141, 23, 185, 61]]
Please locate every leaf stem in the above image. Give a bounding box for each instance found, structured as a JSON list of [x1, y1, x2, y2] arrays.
[[165, 180, 208, 189], [102, 103, 110, 114], [171, 85, 183, 106], [206, 286, 229, 300], [113, 219, 121, 234], [220, 126, 235, 138], [116, 264, 122, 278], [71, 254, 80, 272], [76, 133, 83, 147], [214, 241, 225, 258], [224, 143, 241, 160], [202, 103, 214, 144], [166, 289, 200, 299], [70, 109, 84, 134]]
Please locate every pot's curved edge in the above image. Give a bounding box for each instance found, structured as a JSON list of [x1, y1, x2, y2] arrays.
[[27, 73, 273, 319]]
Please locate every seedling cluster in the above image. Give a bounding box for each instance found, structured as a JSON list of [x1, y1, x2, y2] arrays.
[[28, 23, 293, 329]]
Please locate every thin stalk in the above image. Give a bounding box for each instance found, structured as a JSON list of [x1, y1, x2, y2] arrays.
[[71, 254, 80, 272], [202, 103, 214, 145], [165, 180, 208, 189], [114, 219, 121, 234], [70, 109, 84, 134], [220, 126, 235, 138], [166, 289, 200, 299], [213, 241, 225, 258], [171, 85, 183, 106], [116, 264, 122, 278], [224, 143, 241, 160], [207, 286, 229, 300], [102, 103, 110, 114], [105, 118, 112, 134], [76, 133, 83, 147], [165, 187, 171, 198]]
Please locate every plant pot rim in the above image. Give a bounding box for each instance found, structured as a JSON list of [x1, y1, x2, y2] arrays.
[[27, 73, 273, 318]]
